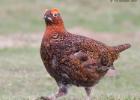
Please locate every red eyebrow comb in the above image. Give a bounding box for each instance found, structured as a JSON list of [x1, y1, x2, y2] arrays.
[[51, 8, 60, 14]]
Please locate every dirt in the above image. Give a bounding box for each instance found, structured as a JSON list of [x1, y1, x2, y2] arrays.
[[0, 33, 42, 48]]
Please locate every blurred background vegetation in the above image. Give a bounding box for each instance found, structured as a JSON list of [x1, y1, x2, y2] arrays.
[[0, 0, 140, 100], [0, 0, 140, 34]]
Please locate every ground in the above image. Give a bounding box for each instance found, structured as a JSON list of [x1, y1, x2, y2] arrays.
[[0, 0, 140, 100]]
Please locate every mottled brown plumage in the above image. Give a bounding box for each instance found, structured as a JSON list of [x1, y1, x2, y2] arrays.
[[39, 8, 131, 100]]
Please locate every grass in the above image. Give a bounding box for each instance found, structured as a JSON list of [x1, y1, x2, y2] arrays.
[[0, 46, 139, 100], [0, 0, 140, 99], [0, 0, 140, 34]]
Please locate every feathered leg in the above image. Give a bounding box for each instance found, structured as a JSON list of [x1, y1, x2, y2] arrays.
[[40, 84, 68, 100], [85, 87, 92, 100]]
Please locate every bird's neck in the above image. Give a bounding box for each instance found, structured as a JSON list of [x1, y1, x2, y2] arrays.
[[44, 23, 66, 40], [46, 23, 65, 33]]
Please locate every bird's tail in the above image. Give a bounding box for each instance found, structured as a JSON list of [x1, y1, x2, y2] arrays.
[[112, 43, 131, 53]]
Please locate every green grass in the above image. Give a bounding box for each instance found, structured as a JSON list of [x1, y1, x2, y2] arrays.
[[0, 0, 140, 99], [0, 46, 139, 100], [0, 0, 140, 34]]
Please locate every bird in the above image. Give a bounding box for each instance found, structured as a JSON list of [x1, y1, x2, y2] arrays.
[[39, 8, 131, 100]]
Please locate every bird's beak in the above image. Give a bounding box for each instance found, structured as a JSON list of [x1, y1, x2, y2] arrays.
[[44, 16, 53, 22]]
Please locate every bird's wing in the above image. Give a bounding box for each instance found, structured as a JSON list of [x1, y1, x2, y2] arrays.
[[71, 36, 114, 67], [69, 50, 113, 73], [73, 36, 106, 59], [69, 50, 99, 68], [70, 51, 88, 62]]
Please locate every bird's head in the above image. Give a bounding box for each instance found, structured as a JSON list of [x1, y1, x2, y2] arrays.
[[43, 8, 63, 25]]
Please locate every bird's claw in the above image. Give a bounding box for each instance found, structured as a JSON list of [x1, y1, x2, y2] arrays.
[[36, 96, 51, 100]]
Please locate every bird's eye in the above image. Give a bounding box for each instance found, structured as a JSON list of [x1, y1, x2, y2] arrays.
[[53, 13, 60, 17]]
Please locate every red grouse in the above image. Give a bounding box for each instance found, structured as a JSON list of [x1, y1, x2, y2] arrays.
[[39, 8, 131, 100]]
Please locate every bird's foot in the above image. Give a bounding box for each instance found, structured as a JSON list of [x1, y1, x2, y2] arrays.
[[85, 97, 90, 100], [40, 96, 50, 100], [36, 96, 56, 100]]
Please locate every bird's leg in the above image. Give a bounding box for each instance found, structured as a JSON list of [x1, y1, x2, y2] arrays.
[[85, 87, 92, 100], [55, 84, 68, 98], [40, 84, 68, 100]]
